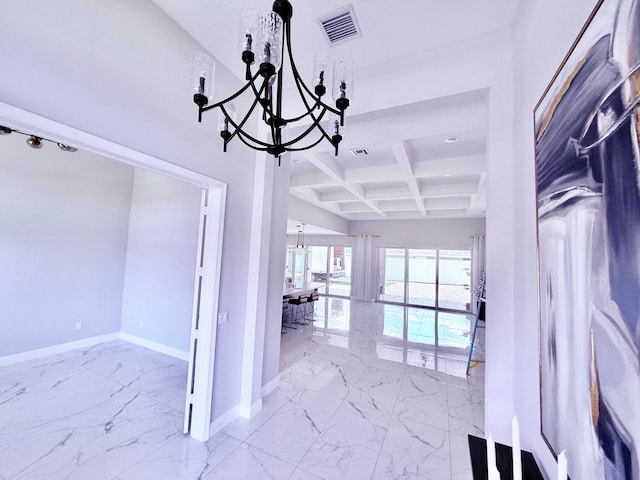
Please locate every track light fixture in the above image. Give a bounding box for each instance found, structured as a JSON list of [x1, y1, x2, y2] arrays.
[[0, 126, 77, 152], [27, 136, 43, 149], [57, 143, 78, 152], [191, 0, 352, 162]]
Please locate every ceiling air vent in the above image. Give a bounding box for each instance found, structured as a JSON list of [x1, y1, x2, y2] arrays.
[[350, 148, 369, 157], [318, 5, 362, 45]]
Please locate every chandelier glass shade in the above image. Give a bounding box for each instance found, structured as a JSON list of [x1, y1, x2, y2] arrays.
[[191, 0, 352, 160], [295, 223, 306, 255]]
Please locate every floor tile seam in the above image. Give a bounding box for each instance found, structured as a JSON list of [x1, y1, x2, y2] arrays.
[[224, 393, 293, 443], [69, 357, 139, 388], [368, 368, 407, 480], [389, 406, 452, 439], [282, 389, 348, 467], [108, 431, 181, 479], [448, 430, 472, 479], [206, 437, 247, 473], [236, 439, 299, 473], [402, 375, 451, 432], [138, 392, 185, 415], [292, 394, 360, 478], [404, 369, 448, 386], [89, 367, 186, 399], [115, 384, 186, 423]]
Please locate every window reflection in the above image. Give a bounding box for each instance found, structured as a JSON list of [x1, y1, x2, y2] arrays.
[[382, 304, 403, 338], [407, 308, 436, 344], [381, 306, 471, 372], [312, 297, 350, 349]]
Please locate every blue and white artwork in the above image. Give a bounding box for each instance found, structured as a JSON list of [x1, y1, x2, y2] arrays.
[[535, 0, 640, 478]]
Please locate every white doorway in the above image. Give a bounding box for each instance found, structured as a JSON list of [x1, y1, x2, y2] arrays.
[[0, 101, 225, 442]]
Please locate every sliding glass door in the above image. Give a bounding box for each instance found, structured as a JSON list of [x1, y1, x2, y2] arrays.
[[327, 246, 352, 297], [437, 250, 471, 310], [407, 249, 436, 307], [378, 247, 471, 311], [380, 248, 404, 303], [286, 244, 352, 297], [308, 246, 328, 293]]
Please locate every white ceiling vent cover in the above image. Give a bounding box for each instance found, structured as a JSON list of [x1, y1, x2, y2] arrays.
[[318, 5, 362, 45]]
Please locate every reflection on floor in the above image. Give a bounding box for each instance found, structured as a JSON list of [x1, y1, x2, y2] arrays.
[[0, 341, 187, 480], [0, 299, 484, 480], [274, 298, 485, 479]]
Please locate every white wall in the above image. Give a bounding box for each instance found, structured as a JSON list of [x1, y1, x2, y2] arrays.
[[120, 169, 201, 353], [288, 196, 349, 235], [0, 0, 258, 426], [350, 218, 486, 249], [484, 30, 517, 449], [261, 157, 292, 393], [0, 133, 134, 356], [511, 0, 599, 476], [287, 218, 486, 249]]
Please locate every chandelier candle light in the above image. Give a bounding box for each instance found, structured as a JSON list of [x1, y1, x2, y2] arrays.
[[295, 223, 306, 255], [191, 0, 353, 162]]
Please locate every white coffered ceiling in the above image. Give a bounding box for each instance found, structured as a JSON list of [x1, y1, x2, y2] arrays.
[[151, 0, 518, 228]]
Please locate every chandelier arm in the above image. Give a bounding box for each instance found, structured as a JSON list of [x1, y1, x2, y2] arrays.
[[220, 93, 270, 146], [235, 130, 269, 151], [281, 25, 342, 138], [280, 107, 333, 147], [284, 135, 326, 152], [279, 97, 324, 123], [224, 124, 273, 149], [201, 70, 263, 113], [284, 21, 341, 117], [220, 110, 281, 150], [248, 74, 277, 122]]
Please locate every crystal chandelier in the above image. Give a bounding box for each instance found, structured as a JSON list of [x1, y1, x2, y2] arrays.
[[191, 0, 353, 161]]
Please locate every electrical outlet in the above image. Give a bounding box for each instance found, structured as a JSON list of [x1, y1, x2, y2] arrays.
[[75, 322, 82, 330], [217, 311, 228, 325]]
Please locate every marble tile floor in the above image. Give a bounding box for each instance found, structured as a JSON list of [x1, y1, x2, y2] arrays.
[[0, 299, 484, 479]]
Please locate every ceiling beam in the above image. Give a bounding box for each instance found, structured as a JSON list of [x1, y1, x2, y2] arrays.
[[289, 171, 335, 188], [424, 197, 470, 210], [365, 187, 412, 201], [344, 164, 404, 183], [319, 190, 359, 203], [419, 182, 478, 198], [413, 154, 486, 178], [392, 140, 426, 217], [304, 152, 388, 218], [289, 188, 347, 217]]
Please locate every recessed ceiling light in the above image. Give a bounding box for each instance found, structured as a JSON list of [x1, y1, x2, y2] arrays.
[[444, 136, 459, 143]]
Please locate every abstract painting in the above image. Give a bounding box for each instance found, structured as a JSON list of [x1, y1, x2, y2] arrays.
[[534, 0, 640, 478]]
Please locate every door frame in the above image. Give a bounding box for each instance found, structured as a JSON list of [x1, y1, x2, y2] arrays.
[[0, 101, 226, 442]]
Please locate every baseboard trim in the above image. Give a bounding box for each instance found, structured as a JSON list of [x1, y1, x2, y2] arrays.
[[239, 398, 263, 419], [0, 333, 120, 367], [209, 404, 241, 436], [119, 332, 189, 361], [261, 375, 280, 397]]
